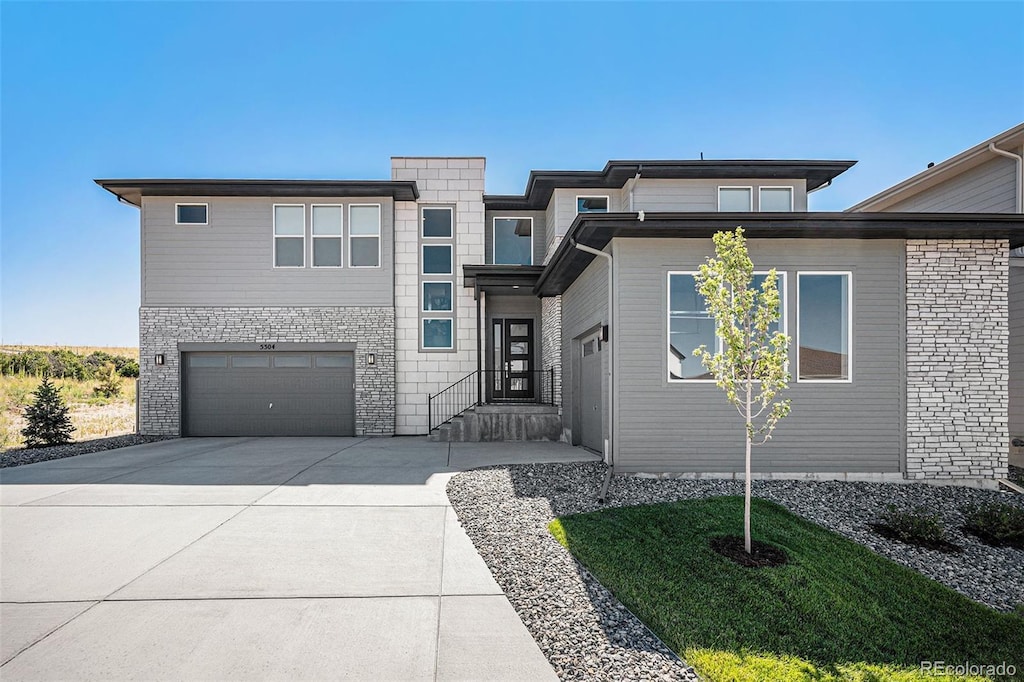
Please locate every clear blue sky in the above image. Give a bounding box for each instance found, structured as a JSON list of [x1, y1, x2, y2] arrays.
[[2, 1, 1022, 346]]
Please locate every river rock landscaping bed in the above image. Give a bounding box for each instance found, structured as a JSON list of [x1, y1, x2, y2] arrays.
[[446, 461, 1024, 681], [0, 434, 175, 468]]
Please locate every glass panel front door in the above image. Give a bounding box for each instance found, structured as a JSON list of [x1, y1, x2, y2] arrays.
[[491, 318, 535, 401]]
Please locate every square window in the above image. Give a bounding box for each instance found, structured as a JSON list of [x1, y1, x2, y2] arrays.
[[422, 319, 454, 349], [492, 218, 532, 265], [312, 205, 342, 235], [176, 204, 208, 225], [350, 205, 380, 235], [313, 238, 342, 267], [718, 187, 752, 212], [422, 207, 453, 238], [350, 237, 380, 268], [760, 187, 793, 212], [798, 273, 851, 381], [422, 245, 452, 274], [577, 196, 609, 213], [422, 282, 453, 312]]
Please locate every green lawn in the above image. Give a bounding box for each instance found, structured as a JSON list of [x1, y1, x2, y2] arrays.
[[548, 497, 1024, 681]]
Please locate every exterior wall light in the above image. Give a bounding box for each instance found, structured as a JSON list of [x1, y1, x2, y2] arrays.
[[366, 352, 376, 366], [154, 354, 165, 365]]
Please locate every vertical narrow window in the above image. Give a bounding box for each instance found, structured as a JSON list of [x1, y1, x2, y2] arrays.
[[797, 273, 851, 381], [492, 217, 533, 265], [176, 203, 208, 225], [349, 204, 381, 268], [718, 187, 752, 211], [422, 207, 453, 238], [759, 187, 794, 212], [667, 273, 716, 381], [273, 204, 305, 267], [311, 205, 343, 267], [577, 196, 609, 213]]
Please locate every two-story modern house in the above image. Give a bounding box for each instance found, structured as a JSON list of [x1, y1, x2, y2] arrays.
[[97, 143, 1024, 487]]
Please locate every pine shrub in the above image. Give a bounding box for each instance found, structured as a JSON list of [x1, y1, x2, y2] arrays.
[[21, 376, 74, 448], [93, 363, 122, 398]]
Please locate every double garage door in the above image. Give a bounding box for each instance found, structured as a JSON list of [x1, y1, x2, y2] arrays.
[[183, 351, 355, 437]]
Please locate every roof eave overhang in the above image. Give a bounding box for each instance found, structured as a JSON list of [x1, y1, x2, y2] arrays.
[[94, 179, 421, 206], [484, 160, 857, 211], [463, 265, 545, 297], [535, 211, 1024, 296]]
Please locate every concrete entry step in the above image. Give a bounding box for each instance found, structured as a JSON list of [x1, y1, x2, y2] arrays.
[[429, 404, 561, 443]]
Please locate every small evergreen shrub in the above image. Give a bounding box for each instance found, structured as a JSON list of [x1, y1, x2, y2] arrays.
[[962, 502, 1024, 549], [21, 376, 74, 448], [870, 505, 961, 553], [93, 363, 122, 398]]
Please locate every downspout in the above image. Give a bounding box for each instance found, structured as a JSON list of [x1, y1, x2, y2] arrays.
[[989, 143, 1023, 213], [571, 237, 615, 502], [628, 165, 642, 212]]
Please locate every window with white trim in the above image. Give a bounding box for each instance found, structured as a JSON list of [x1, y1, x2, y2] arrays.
[[422, 282, 453, 312], [577, 196, 609, 213], [273, 204, 305, 268], [422, 319, 454, 349], [759, 187, 793, 212], [422, 244, 453, 275], [349, 204, 381, 268], [718, 187, 752, 212], [176, 203, 208, 225], [668, 271, 786, 381], [797, 272, 851, 381], [492, 217, 532, 265], [422, 207, 453, 238], [311, 204, 343, 267]]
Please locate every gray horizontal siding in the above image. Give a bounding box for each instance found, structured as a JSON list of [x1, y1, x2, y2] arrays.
[[612, 238, 904, 474], [484, 210, 547, 266], [142, 196, 394, 306], [561, 257, 609, 445], [1011, 264, 1024, 438], [630, 179, 809, 212], [886, 156, 1017, 213]]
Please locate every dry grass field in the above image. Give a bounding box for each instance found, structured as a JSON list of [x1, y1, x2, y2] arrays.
[[0, 346, 139, 450]]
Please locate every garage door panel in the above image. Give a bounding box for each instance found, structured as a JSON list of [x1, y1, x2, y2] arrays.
[[183, 352, 355, 437]]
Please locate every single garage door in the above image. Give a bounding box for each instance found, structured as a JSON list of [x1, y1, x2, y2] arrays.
[[183, 351, 355, 436]]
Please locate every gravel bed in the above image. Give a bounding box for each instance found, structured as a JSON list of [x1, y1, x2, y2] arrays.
[[1, 435, 175, 468], [447, 462, 1024, 681]]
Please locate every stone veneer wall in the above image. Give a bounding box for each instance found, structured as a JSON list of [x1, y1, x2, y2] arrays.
[[392, 158, 485, 435], [139, 306, 395, 436], [541, 296, 562, 407], [905, 240, 1008, 482]]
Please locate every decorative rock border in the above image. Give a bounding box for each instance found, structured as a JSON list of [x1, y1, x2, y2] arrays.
[[1, 435, 174, 468]]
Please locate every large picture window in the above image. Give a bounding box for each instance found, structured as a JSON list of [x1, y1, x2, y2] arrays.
[[492, 217, 532, 265], [797, 272, 851, 381], [311, 205, 342, 267], [667, 273, 715, 381], [349, 204, 381, 268], [273, 204, 305, 268]]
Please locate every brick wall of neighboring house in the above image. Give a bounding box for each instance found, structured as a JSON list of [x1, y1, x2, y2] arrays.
[[905, 240, 1009, 483], [138, 306, 395, 436], [391, 158, 485, 435]]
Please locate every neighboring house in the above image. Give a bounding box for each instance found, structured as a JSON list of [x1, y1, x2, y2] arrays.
[[850, 122, 1024, 469], [97, 145, 1024, 487]]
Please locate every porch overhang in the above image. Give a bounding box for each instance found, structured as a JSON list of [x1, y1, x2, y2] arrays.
[[463, 265, 545, 299], [535, 211, 1024, 296]]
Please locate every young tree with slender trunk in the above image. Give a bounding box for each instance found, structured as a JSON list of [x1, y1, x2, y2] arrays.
[[694, 227, 791, 554]]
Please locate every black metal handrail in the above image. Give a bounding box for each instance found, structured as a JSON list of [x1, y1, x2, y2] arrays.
[[428, 368, 557, 432]]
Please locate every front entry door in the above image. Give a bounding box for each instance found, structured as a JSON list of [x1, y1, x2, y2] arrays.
[[492, 318, 535, 401]]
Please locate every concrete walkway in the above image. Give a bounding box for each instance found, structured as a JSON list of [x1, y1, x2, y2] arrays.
[[0, 437, 598, 681]]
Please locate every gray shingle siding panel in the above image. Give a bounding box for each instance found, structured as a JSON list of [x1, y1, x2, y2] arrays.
[[885, 157, 1017, 213], [610, 238, 904, 474], [141, 196, 394, 306]]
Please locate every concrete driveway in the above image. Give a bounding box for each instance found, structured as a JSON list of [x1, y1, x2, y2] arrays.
[[0, 437, 597, 681]]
